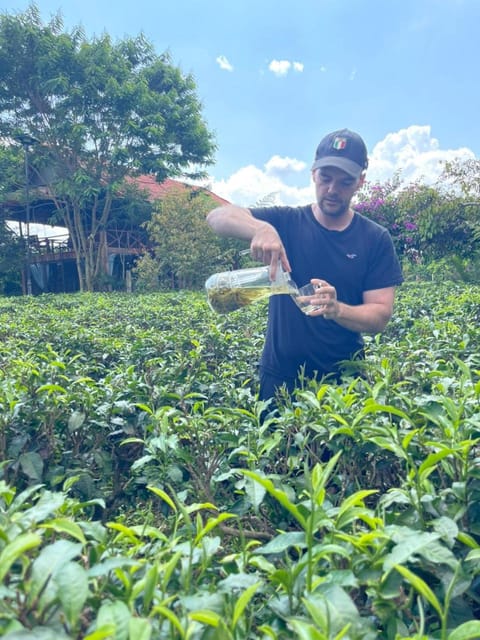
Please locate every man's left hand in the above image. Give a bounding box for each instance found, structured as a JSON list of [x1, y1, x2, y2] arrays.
[[308, 279, 339, 319]]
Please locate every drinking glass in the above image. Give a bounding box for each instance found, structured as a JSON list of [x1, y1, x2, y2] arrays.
[[292, 282, 324, 315]]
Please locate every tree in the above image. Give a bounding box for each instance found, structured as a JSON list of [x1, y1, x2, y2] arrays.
[[441, 158, 480, 245], [0, 141, 22, 199], [0, 4, 216, 291], [442, 157, 480, 199], [0, 221, 23, 295], [139, 186, 238, 290], [0, 145, 24, 293]]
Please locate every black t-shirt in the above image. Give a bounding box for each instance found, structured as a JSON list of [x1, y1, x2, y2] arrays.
[[250, 205, 404, 381]]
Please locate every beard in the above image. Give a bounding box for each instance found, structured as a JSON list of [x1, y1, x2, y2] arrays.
[[318, 196, 350, 218]]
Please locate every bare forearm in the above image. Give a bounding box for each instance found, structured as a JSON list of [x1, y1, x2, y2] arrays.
[[308, 281, 395, 334], [207, 205, 291, 273], [206, 205, 269, 240], [328, 301, 392, 333]]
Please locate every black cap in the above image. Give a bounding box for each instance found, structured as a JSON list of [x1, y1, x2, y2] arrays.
[[312, 129, 368, 179]]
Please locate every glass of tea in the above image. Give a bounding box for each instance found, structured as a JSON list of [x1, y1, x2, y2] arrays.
[[292, 282, 324, 315]]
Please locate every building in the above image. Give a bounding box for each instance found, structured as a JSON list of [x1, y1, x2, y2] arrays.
[[3, 175, 229, 294]]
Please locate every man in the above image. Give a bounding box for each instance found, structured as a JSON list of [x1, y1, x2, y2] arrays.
[[206, 129, 403, 406]]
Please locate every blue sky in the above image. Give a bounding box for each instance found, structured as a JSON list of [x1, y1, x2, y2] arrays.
[[4, 0, 480, 207]]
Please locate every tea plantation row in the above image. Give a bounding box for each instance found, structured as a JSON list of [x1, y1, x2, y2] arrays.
[[0, 282, 479, 639]]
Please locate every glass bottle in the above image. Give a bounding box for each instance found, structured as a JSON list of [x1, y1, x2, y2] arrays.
[[205, 263, 299, 314]]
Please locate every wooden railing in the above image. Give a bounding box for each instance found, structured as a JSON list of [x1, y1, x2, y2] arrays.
[[27, 230, 147, 264]]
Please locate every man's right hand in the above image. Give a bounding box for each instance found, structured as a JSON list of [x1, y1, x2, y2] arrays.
[[250, 222, 291, 278]]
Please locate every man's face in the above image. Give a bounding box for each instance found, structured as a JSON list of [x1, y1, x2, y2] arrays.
[[313, 166, 363, 217]]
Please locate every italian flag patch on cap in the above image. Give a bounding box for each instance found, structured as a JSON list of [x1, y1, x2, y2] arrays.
[[332, 137, 347, 150]]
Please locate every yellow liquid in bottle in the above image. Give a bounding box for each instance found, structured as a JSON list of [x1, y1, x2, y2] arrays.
[[207, 283, 295, 314]]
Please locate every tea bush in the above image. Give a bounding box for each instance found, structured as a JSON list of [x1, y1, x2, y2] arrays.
[[0, 282, 479, 639]]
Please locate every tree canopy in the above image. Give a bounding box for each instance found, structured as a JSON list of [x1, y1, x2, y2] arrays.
[[135, 186, 244, 290], [0, 3, 216, 291]]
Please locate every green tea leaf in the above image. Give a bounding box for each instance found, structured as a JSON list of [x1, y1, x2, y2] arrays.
[[194, 512, 236, 545], [384, 530, 449, 571], [37, 383, 67, 394], [147, 486, 177, 512], [189, 610, 221, 626], [418, 449, 454, 475], [96, 600, 131, 640], [232, 581, 261, 628], [86, 621, 113, 639], [244, 473, 267, 509], [255, 532, 307, 554], [457, 532, 480, 549], [360, 401, 410, 421], [18, 452, 44, 482], [55, 561, 89, 627], [128, 617, 152, 640], [17, 490, 66, 526], [286, 618, 325, 639], [67, 410, 86, 432], [0, 532, 42, 583], [30, 539, 83, 604], [152, 605, 184, 634], [394, 564, 443, 618], [107, 522, 141, 543], [465, 549, 480, 562], [40, 518, 87, 544], [448, 620, 480, 640], [242, 470, 306, 528]]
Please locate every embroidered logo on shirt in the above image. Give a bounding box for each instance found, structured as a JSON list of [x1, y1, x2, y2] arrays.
[[346, 253, 358, 259]]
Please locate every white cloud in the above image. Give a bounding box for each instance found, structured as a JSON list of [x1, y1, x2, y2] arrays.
[[210, 165, 312, 207], [268, 59, 304, 77], [200, 125, 476, 207], [367, 125, 475, 185], [264, 155, 307, 177], [216, 55, 233, 72], [268, 60, 291, 76]]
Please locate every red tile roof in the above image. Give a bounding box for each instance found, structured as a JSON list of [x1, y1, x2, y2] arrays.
[[128, 175, 230, 206]]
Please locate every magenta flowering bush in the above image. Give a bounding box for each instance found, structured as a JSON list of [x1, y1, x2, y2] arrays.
[[355, 179, 420, 259], [356, 180, 478, 265]]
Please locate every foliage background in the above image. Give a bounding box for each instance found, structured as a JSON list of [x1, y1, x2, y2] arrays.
[[0, 283, 479, 638], [0, 4, 216, 292]]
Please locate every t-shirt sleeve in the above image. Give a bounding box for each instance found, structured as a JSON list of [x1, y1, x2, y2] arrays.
[[364, 229, 403, 291], [251, 206, 281, 226], [251, 206, 295, 239]]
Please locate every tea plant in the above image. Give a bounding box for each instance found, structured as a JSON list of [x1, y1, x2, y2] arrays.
[[0, 282, 480, 638]]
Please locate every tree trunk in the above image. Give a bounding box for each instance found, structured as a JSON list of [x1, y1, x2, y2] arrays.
[[62, 194, 114, 292]]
